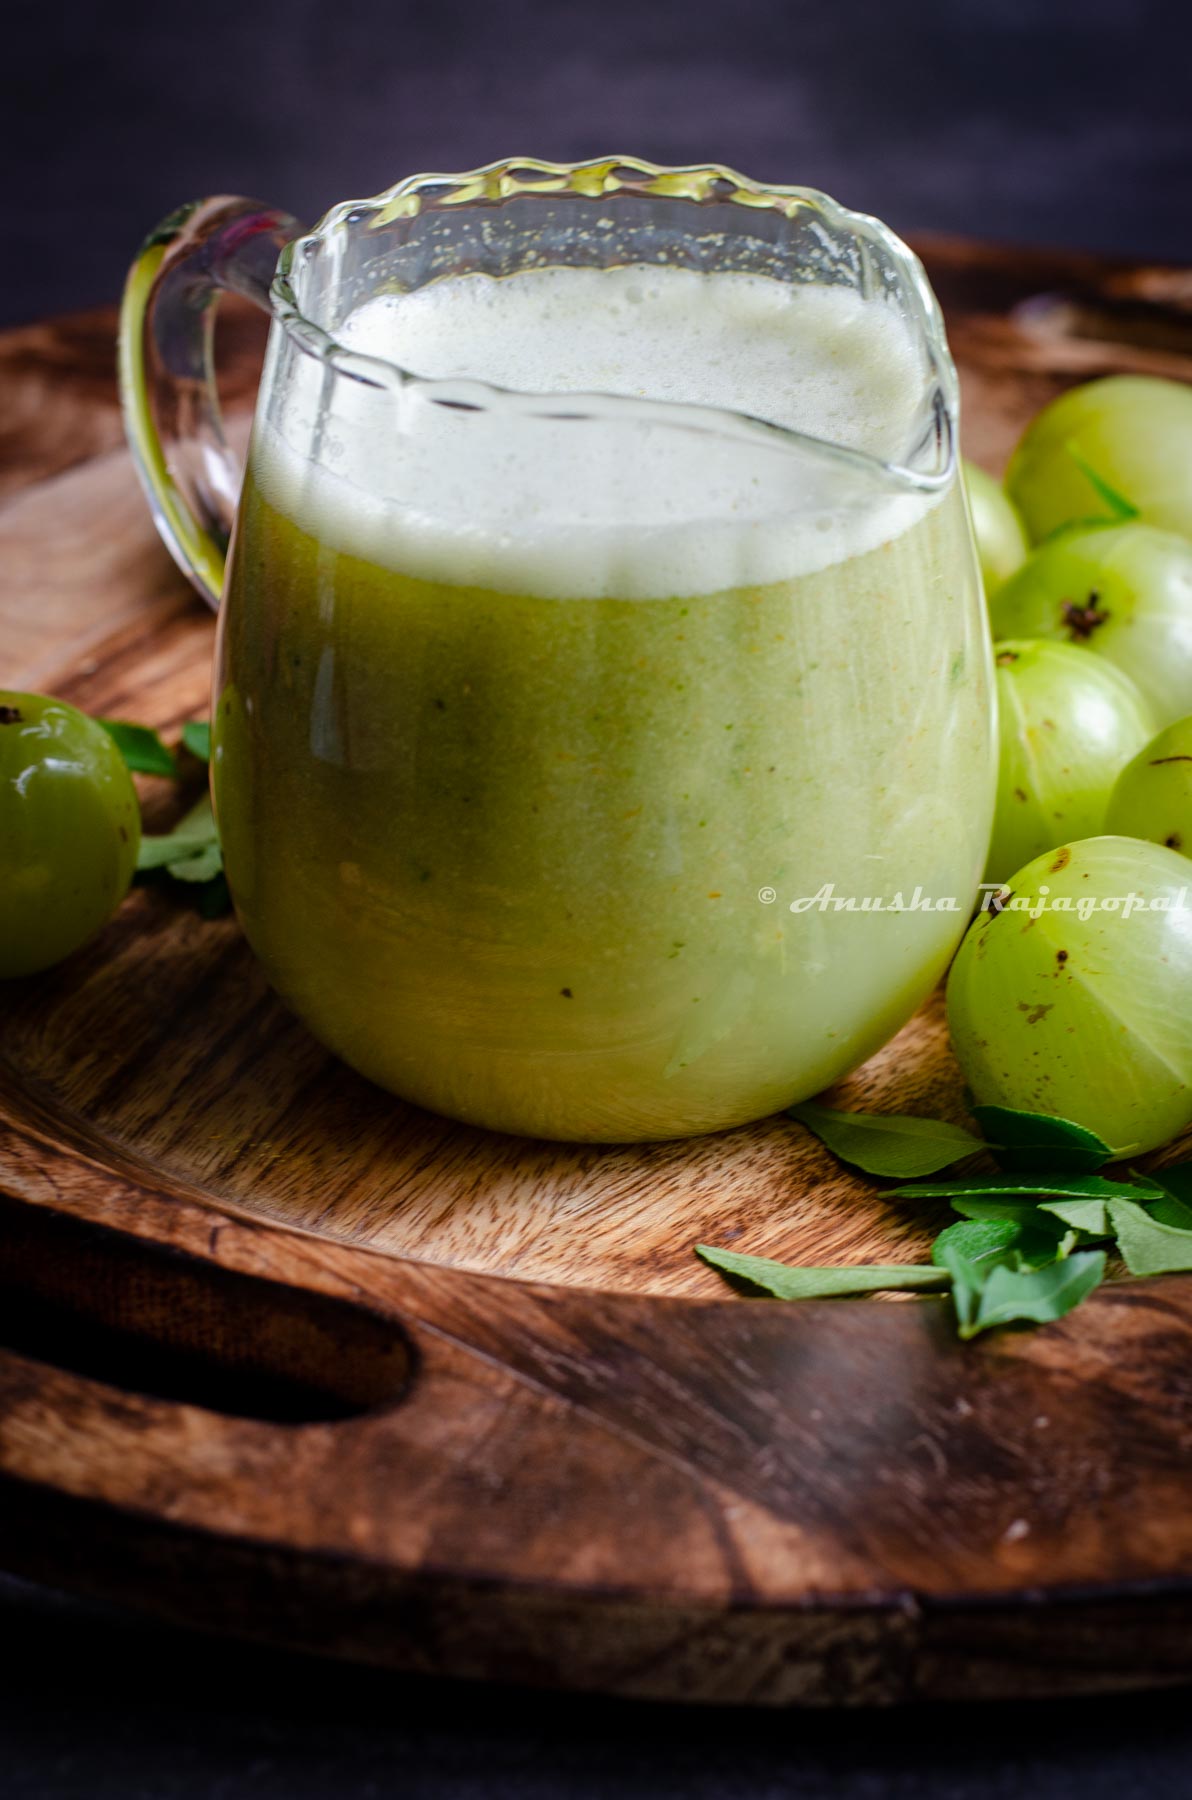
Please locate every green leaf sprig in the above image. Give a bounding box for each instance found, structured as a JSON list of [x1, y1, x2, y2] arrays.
[[1036, 443, 1140, 543], [695, 1245, 949, 1301], [181, 720, 211, 761], [786, 1102, 984, 1177], [1062, 442, 1140, 524], [104, 714, 229, 917], [697, 1103, 1192, 1339], [99, 720, 177, 778]]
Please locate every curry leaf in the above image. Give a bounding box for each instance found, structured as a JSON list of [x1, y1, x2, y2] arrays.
[[1109, 1200, 1192, 1276], [884, 1174, 1153, 1203], [1039, 1196, 1113, 1237], [181, 720, 211, 761], [961, 1251, 1107, 1340], [194, 872, 232, 919], [931, 1217, 1021, 1265], [166, 842, 223, 883], [100, 719, 177, 778], [1063, 442, 1140, 522], [695, 1244, 948, 1301], [971, 1105, 1113, 1173], [933, 1240, 985, 1333], [949, 1196, 1050, 1226], [137, 832, 219, 872], [1144, 1163, 1192, 1229], [136, 793, 223, 880], [787, 1103, 984, 1178]]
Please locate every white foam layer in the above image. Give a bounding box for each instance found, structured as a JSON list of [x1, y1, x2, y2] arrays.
[[340, 268, 925, 456], [256, 265, 940, 599]]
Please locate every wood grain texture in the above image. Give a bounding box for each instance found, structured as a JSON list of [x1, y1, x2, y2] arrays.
[[3, 237, 1192, 1704]]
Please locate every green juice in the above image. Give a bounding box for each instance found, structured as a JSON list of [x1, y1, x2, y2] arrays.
[[213, 266, 993, 1139]]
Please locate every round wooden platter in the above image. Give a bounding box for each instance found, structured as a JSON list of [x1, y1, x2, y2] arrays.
[[5, 238, 1192, 1709]]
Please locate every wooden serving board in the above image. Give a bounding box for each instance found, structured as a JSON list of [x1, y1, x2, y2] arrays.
[[4, 238, 1192, 1707]]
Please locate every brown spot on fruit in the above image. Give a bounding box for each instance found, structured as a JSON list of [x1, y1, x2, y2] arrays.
[[1018, 1001, 1054, 1024], [1050, 848, 1071, 872], [996, 649, 1019, 668], [1166, 833, 1183, 849], [1056, 948, 1069, 964], [1062, 592, 1110, 640], [0, 705, 22, 725]]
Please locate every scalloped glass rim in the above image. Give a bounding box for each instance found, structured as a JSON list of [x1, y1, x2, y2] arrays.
[[269, 156, 957, 494]]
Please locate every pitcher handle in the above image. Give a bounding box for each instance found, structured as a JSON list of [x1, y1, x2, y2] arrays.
[[118, 196, 304, 609]]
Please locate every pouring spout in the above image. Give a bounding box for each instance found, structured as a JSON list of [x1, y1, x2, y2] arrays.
[[270, 158, 960, 494]]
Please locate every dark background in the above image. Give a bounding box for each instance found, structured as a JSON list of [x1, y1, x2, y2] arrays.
[[4, 0, 1192, 327], [6, 1568, 1192, 1800], [4, 0, 1192, 1794]]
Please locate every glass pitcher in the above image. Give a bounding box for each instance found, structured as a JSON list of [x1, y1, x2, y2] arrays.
[[120, 157, 994, 1143]]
